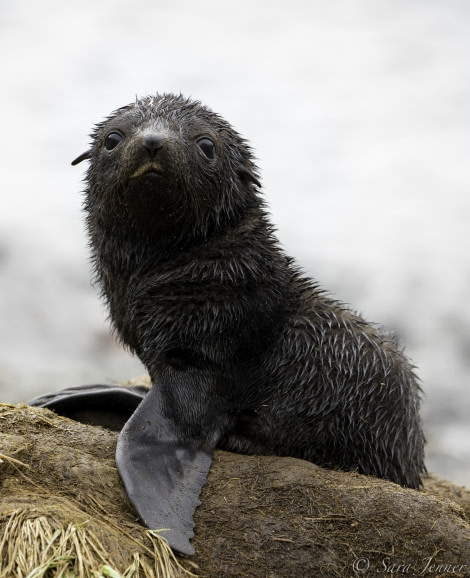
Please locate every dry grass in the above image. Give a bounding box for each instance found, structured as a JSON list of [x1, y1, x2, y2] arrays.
[[0, 508, 193, 578]]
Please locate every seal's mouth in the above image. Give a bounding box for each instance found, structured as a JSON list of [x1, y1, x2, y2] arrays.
[[131, 163, 164, 179]]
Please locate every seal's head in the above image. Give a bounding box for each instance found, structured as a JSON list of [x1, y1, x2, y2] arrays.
[[73, 94, 261, 239]]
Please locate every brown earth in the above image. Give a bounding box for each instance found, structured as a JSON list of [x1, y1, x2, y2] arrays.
[[0, 403, 469, 577]]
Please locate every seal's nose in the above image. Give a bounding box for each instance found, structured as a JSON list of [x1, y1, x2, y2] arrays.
[[142, 134, 164, 159]]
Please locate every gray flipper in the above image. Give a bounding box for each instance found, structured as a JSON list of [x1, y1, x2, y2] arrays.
[[27, 374, 221, 555], [116, 382, 213, 556], [27, 384, 147, 431]]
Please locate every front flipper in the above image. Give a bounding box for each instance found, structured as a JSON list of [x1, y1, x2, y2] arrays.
[[27, 384, 148, 431], [116, 382, 214, 556]]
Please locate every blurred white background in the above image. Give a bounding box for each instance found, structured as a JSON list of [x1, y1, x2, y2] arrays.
[[0, 0, 469, 484]]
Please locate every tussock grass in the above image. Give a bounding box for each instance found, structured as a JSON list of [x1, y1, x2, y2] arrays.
[[0, 508, 192, 578]]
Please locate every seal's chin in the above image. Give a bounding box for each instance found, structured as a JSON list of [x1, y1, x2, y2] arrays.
[[131, 163, 164, 179]]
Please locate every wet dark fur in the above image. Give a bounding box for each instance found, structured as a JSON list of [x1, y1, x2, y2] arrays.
[[78, 93, 425, 488]]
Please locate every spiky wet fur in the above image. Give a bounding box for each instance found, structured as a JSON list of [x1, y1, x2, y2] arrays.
[[78, 93, 425, 488]]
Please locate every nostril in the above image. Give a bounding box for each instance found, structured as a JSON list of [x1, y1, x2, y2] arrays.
[[143, 134, 164, 158]]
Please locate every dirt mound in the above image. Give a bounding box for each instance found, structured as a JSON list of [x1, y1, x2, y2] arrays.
[[1, 403, 469, 577]]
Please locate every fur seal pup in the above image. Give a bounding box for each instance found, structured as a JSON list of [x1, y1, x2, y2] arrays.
[[34, 93, 426, 554]]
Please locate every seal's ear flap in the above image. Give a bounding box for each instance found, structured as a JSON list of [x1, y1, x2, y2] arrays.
[[71, 150, 92, 166], [237, 161, 261, 189]]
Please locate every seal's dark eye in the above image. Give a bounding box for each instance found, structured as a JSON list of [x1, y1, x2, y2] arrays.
[[197, 137, 216, 160], [105, 131, 123, 151]]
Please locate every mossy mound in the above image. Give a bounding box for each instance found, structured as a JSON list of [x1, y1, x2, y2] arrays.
[[1, 403, 469, 577]]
